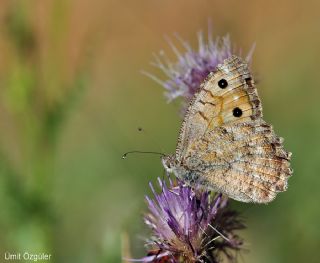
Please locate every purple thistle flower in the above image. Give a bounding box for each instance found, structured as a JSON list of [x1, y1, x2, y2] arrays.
[[144, 30, 254, 104], [131, 27, 252, 263], [140, 178, 244, 263]]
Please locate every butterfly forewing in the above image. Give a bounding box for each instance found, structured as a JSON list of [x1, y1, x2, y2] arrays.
[[175, 56, 261, 160]]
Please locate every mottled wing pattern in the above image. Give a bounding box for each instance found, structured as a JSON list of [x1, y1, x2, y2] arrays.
[[175, 56, 261, 161], [173, 55, 292, 203], [184, 121, 292, 203]]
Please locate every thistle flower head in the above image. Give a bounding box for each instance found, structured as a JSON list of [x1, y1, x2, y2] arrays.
[[141, 178, 244, 263], [145, 30, 253, 104], [134, 28, 251, 263]]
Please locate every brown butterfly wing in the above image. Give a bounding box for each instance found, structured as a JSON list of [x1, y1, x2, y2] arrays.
[[175, 56, 261, 161], [174, 56, 292, 203], [184, 121, 292, 203]]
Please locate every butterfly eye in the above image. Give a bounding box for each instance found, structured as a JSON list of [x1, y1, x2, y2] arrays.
[[233, 107, 243, 117], [218, 79, 228, 89]]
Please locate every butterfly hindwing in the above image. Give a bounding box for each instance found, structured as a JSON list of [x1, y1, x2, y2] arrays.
[[183, 120, 292, 203]]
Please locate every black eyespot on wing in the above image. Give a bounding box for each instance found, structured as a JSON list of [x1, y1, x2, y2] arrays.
[[218, 79, 228, 89], [245, 77, 253, 87], [233, 107, 243, 117]]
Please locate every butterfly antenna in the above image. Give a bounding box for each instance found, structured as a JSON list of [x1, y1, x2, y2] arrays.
[[137, 127, 166, 158], [122, 151, 165, 159]]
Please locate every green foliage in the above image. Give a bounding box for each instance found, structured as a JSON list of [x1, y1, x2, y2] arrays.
[[0, 1, 91, 259]]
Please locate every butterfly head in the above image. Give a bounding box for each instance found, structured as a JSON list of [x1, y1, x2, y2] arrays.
[[161, 154, 177, 174]]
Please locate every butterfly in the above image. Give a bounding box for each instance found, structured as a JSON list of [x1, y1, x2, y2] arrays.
[[162, 56, 292, 203]]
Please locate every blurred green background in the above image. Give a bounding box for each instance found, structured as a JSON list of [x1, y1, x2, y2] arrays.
[[0, 0, 319, 262]]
